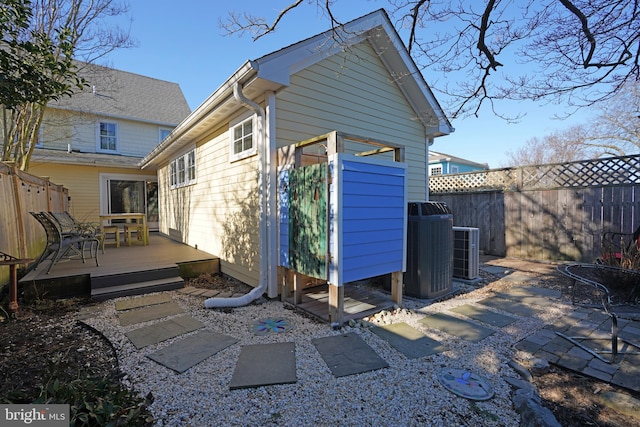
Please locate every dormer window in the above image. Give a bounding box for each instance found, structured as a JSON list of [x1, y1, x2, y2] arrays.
[[97, 120, 118, 152]]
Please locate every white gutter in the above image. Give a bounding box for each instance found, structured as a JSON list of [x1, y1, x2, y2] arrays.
[[204, 82, 269, 308]]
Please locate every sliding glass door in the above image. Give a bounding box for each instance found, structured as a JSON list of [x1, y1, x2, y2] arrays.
[[100, 174, 159, 230]]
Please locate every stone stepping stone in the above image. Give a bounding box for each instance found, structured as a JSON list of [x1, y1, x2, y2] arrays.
[[115, 294, 172, 311], [147, 330, 238, 373], [449, 304, 516, 327], [503, 285, 562, 299], [229, 342, 297, 389], [419, 313, 495, 342], [312, 332, 389, 378], [500, 273, 539, 284], [477, 297, 542, 317], [118, 301, 184, 326], [125, 315, 203, 349], [494, 292, 559, 307], [371, 323, 447, 359], [480, 265, 511, 275]]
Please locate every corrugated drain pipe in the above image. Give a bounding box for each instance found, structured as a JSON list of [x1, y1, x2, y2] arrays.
[[204, 82, 268, 308]]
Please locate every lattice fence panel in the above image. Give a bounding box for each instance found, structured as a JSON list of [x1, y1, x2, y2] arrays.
[[430, 154, 640, 194]]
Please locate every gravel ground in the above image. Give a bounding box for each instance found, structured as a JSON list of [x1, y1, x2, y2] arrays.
[[79, 271, 575, 427]]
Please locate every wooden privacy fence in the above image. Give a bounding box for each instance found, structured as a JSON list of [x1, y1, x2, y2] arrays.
[[429, 155, 640, 262], [0, 162, 69, 287]]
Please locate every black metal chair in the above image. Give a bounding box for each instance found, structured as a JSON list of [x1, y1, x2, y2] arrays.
[[30, 212, 100, 274], [49, 211, 105, 253]]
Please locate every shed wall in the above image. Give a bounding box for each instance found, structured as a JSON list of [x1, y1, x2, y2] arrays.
[[275, 41, 428, 200]]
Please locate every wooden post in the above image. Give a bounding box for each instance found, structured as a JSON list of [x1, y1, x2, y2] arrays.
[[11, 167, 28, 259], [293, 272, 304, 305], [280, 267, 292, 301], [391, 271, 403, 307], [328, 283, 344, 326]]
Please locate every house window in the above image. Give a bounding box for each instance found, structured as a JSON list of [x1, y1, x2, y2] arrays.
[[169, 148, 196, 189], [169, 162, 177, 187], [98, 121, 118, 152], [229, 114, 256, 161], [187, 151, 196, 181], [159, 128, 172, 142], [451, 165, 459, 174], [430, 166, 443, 176]]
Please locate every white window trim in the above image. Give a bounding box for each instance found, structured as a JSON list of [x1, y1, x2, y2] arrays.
[[229, 112, 257, 162], [169, 147, 197, 189], [429, 165, 443, 176], [96, 120, 119, 153], [98, 172, 157, 215]]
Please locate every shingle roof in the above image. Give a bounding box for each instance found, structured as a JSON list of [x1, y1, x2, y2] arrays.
[[48, 62, 191, 125]]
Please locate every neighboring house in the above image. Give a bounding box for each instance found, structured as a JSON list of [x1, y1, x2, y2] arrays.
[[28, 62, 191, 229], [141, 9, 454, 299], [428, 151, 488, 175]]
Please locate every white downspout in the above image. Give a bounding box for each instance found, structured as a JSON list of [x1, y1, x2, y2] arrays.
[[204, 82, 269, 308]]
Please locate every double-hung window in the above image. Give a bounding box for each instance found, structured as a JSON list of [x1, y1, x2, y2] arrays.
[[98, 121, 118, 152], [229, 114, 256, 161], [169, 148, 196, 189]]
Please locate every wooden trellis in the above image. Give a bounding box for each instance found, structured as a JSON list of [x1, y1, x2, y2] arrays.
[[430, 154, 640, 194]]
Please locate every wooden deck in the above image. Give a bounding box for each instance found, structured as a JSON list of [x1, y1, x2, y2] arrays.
[[284, 284, 394, 323], [20, 233, 219, 300]]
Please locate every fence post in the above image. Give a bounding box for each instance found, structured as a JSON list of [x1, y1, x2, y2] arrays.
[[10, 166, 28, 259]]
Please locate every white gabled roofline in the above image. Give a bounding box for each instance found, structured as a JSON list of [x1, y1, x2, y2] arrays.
[[141, 9, 454, 169], [252, 9, 453, 137]]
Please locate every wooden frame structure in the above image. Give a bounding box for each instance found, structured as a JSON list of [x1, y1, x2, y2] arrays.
[[278, 131, 407, 325]]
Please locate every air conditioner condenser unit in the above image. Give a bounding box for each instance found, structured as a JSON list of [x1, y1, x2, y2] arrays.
[[453, 227, 480, 280]]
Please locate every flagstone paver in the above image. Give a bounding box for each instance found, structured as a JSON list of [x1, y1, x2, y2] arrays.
[[125, 315, 203, 349], [371, 323, 447, 359], [118, 301, 184, 326], [419, 312, 495, 342]]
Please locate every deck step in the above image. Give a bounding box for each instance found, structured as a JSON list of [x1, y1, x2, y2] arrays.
[[91, 267, 180, 289], [91, 276, 185, 301]]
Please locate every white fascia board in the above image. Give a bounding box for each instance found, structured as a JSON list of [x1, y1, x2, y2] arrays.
[[140, 62, 256, 169], [252, 11, 387, 86]]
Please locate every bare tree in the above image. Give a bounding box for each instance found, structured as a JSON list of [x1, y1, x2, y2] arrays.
[[504, 124, 592, 166], [1, 0, 134, 171], [221, 1, 639, 120], [580, 80, 640, 156], [506, 80, 640, 166]]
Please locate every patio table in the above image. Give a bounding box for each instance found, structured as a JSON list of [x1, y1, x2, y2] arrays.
[[99, 213, 149, 246]]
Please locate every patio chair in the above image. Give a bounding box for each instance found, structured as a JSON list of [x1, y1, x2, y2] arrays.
[[123, 220, 148, 246], [49, 211, 105, 253], [30, 212, 100, 274], [557, 262, 640, 363], [101, 225, 120, 249]]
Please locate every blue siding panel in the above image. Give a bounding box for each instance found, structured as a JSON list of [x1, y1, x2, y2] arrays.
[[331, 154, 407, 285]]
